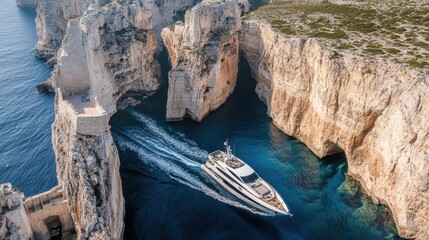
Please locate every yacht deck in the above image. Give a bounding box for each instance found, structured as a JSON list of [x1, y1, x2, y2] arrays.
[[209, 151, 244, 169], [207, 150, 289, 214]]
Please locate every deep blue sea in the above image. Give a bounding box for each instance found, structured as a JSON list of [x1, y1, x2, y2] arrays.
[[0, 1, 56, 195], [1, 1, 403, 239]]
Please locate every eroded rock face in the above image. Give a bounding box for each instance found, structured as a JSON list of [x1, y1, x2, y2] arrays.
[[52, 93, 124, 239], [162, 0, 242, 121], [47, 0, 200, 112], [240, 20, 429, 239], [35, 0, 97, 59], [77, 3, 162, 114], [35, 0, 199, 60]]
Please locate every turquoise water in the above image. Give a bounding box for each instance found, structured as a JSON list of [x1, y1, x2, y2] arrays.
[[0, 1, 56, 195], [1, 1, 402, 239]]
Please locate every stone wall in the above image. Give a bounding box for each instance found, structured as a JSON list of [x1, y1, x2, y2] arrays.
[[0, 183, 76, 240], [56, 90, 109, 136], [1, 184, 33, 240], [52, 89, 124, 239], [24, 185, 74, 239], [55, 19, 91, 96]]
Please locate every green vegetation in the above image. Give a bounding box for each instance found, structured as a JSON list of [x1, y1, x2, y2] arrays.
[[386, 48, 400, 54], [365, 48, 385, 55], [337, 43, 354, 50], [249, 0, 429, 70], [310, 30, 348, 39], [279, 26, 296, 35], [330, 51, 342, 59], [414, 41, 429, 50], [406, 59, 429, 69], [271, 19, 286, 25]]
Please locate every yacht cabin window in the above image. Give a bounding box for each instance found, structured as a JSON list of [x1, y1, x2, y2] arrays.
[[241, 172, 259, 183]]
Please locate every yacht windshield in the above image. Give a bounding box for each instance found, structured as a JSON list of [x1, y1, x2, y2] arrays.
[[241, 172, 259, 183]]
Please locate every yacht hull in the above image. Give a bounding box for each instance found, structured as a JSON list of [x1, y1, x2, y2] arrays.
[[202, 163, 278, 215]]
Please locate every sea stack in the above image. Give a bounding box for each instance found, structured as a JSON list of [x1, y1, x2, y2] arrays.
[[162, 0, 242, 121]]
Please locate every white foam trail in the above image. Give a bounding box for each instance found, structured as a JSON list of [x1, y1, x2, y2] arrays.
[[115, 134, 268, 215], [124, 127, 200, 167], [129, 111, 208, 160]]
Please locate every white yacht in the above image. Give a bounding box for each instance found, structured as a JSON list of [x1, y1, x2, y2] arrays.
[[201, 140, 291, 216]]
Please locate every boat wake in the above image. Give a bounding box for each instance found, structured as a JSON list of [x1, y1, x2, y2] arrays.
[[113, 110, 272, 216]]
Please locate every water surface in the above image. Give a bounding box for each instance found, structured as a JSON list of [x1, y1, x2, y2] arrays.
[[0, 1, 56, 195]]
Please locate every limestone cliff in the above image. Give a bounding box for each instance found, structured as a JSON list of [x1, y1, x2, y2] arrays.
[[35, 0, 97, 59], [35, 0, 429, 239], [52, 90, 124, 239], [34, 0, 199, 60], [240, 20, 429, 239], [162, 0, 242, 121]]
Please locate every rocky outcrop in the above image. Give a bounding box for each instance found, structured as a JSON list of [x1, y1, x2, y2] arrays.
[[34, 0, 199, 60], [35, 0, 97, 59], [16, 0, 38, 8], [52, 89, 124, 239], [162, 0, 242, 121], [43, 0, 200, 109], [240, 20, 429, 239], [77, 3, 161, 114], [0, 184, 33, 240], [36, 79, 55, 93]]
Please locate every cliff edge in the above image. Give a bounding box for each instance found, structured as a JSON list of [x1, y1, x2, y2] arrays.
[[240, 20, 429, 239]]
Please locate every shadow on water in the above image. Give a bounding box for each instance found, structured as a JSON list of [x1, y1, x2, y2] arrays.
[[111, 49, 403, 239], [248, 0, 271, 11]]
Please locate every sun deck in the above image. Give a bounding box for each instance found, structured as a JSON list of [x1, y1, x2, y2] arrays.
[[250, 181, 271, 197], [208, 150, 227, 161], [209, 151, 245, 169]]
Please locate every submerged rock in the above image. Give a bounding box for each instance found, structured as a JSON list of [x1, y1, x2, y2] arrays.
[[15, 0, 38, 8], [36, 78, 54, 93]]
